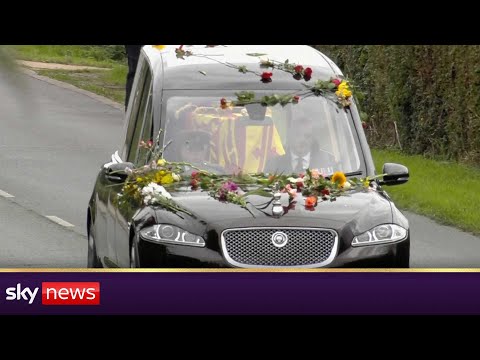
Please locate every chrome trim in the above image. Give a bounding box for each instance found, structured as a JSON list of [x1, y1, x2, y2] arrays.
[[139, 234, 206, 247], [221, 227, 339, 268], [271, 231, 288, 248], [351, 235, 408, 247]]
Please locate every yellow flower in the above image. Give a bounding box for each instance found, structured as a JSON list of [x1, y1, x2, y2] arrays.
[[343, 89, 352, 98], [153, 45, 166, 51], [161, 173, 174, 184], [157, 159, 166, 167], [331, 172, 347, 186], [154, 171, 164, 183], [337, 81, 352, 98], [136, 177, 143, 183]]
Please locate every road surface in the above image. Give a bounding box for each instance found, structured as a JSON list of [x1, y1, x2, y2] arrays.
[[0, 66, 479, 268]]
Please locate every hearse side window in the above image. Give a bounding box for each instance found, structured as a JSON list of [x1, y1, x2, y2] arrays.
[[124, 56, 148, 157], [136, 88, 154, 165], [127, 67, 152, 164]]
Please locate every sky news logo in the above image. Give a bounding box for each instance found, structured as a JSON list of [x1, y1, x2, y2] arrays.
[[5, 282, 100, 305]]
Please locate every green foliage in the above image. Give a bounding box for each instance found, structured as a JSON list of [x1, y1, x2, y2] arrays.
[[11, 45, 126, 66], [316, 45, 480, 166]]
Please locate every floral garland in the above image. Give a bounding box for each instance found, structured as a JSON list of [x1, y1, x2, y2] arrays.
[[154, 45, 354, 109], [115, 134, 383, 216]]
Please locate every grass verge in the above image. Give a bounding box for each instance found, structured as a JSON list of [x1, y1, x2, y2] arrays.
[[10, 45, 125, 67], [372, 148, 480, 235], [37, 66, 127, 104]]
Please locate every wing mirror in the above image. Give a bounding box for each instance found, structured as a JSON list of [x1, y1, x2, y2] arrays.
[[378, 163, 409, 186], [103, 151, 134, 183], [105, 162, 135, 183]]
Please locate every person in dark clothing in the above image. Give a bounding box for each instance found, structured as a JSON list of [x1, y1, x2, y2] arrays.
[[265, 117, 338, 175], [125, 45, 143, 110]]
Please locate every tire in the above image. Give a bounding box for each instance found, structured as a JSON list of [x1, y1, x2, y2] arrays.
[[87, 221, 102, 268], [395, 255, 410, 268], [129, 237, 140, 268]]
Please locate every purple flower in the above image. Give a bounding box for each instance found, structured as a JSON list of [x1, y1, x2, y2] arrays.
[[222, 181, 238, 192]]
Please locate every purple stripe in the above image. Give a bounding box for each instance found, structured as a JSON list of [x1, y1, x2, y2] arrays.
[[1, 272, 480, 315]]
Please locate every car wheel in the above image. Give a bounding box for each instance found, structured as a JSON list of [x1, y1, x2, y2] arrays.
[[130, 238, 140, 268], [88, 222, 102, 268]]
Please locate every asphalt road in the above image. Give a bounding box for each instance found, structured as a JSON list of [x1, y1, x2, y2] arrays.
[[1, 67, 480, 268], [0, 68, 124, 267]]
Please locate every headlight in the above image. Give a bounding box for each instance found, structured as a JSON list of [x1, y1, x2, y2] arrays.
[[140, 225, 206, 247], [352, 224, 407, 247]]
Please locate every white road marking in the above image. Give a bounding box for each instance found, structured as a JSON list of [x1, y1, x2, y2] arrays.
[[45, 216, 75, 227], [0, 189, 14, 198]]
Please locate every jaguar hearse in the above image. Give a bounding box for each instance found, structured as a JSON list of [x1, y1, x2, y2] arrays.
[[87, 45, 410, 268]]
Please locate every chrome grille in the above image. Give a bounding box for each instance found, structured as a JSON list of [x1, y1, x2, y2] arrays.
[[221, 227, 338, 268]]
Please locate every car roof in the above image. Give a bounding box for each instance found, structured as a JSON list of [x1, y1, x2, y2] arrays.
[[142, 45, 344, 90]]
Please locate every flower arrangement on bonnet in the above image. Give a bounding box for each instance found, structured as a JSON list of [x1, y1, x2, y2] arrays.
[[115, 133, 383, 216]]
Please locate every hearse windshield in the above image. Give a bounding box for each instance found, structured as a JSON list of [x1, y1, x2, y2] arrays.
[[162, 91, 362, 176]]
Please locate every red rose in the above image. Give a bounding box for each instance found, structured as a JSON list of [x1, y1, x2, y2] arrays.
[[190, 179, 199, 188], [191, 171, 198, 178], [296, 181, 304, 190], [293, 95, 300, 103], [294, 65, 304, 74], [261, 72, 273, 82], [321, 189, 330, 196], [332, 78, 341, 87], [304, 67, 313, 77], [362, 122, 368, 129]]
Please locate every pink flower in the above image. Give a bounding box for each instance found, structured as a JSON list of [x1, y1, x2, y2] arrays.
[[222, 181, 238, 192], [311, 169, 321, 180], [284, 184, 297, 199], [293, 95, 300, 104], [332, 78, 342, 87]]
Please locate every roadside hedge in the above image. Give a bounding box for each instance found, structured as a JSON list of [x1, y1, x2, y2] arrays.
[[316, 45, 480, 166]]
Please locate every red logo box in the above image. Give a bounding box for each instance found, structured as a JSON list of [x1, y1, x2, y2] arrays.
[[42, 282, 100, 305]]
